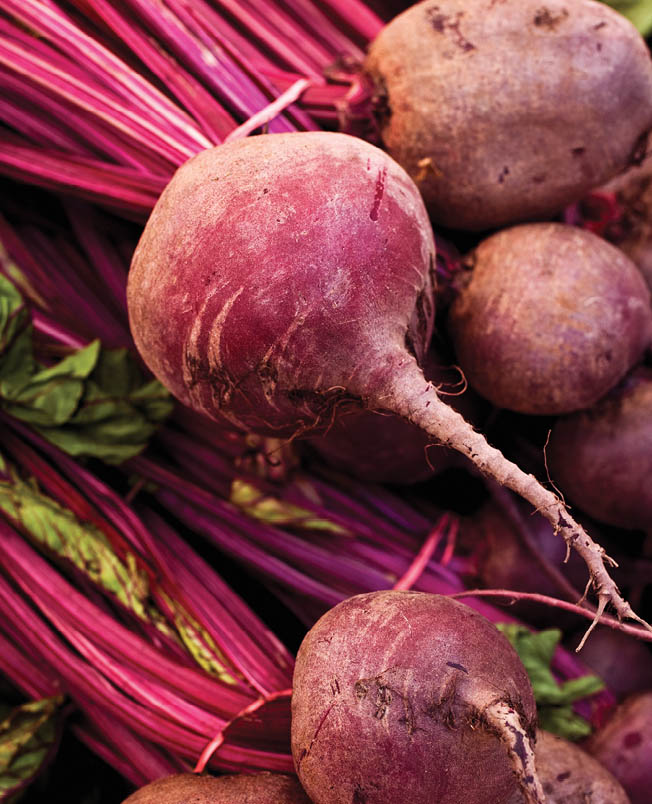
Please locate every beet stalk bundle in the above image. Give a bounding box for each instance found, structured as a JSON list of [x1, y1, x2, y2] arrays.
[[0, 0, 382, 215]]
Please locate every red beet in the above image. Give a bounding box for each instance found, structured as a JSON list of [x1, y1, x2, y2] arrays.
[[291, 590, 544, 804], [547, 367, 652, 530], [585, 692, 652, 804], [364, 0, 652, 231], [120, 772, 311, 803], [126, 130, 640, 626], [447, 223, 652, 415]]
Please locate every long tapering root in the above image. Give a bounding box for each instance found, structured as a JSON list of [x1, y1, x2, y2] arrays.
[[387, 368, 652, 641]]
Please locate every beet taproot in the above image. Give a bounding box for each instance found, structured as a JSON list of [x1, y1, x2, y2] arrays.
[[291, 590, 544, 804], [447, 223, 652, 415], [364, 0, 652, 230], [506, 730, 630, 803], [126, 130, 642, 628], [547, 367, 652, 530], [120, 772, 311, 803], [305, 350, 485, 484]]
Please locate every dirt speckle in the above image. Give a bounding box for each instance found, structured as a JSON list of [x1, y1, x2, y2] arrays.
[[534, 7, 569, 29], [426, 7, 476, 52]]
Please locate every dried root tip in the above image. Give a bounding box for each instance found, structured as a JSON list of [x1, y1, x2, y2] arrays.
[[483, 700, 546, 804]]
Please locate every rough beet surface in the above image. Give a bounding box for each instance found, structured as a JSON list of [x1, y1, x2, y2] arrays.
[[120, 772, 311, 803], [601, 139, 652, 290], [127, 131, 435, 438], [448, 223, 652, 415], [365, 0, 652, 230], [291, 590, 542, 804]]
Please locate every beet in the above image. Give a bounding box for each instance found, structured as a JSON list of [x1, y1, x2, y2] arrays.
[[305, 351, 486, 484], [585, 692, 652, 804], [127, 130, 641, 626], [291, 590, 543, 804], [364, 0, 652, 230], [120, 772, 311, 803], [447, 223, 652, 415], [506, 730, 630, 803], [547, 367, 652, 530]]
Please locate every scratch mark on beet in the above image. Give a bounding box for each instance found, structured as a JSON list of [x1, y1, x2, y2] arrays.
[[446, 661, 469, 673], [370, 166, 387, 221], [556, 771, 571, 781], [299, 703, 336, 766]]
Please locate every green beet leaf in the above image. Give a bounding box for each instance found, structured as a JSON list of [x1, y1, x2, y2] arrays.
[[0, 696, 63, 803], [497, 624, 605, 740], [0, 273, 172, 463]]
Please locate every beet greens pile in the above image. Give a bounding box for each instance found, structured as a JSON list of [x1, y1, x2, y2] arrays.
[[1, 1, 652, 802]]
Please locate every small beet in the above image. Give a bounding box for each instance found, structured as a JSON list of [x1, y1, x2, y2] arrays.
[[585, 692, 652, 804], [291, 590, 544, 804], [547, 367, 652, 529], [120, 772, 311, 803], [506, 730, 629, 803], [448, 223, 652, 415]]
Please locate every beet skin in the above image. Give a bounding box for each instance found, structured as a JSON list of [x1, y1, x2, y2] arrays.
[[127, 131, 435, 439], [120, 772, 311, 803], [365, 0, 652, 230], [585, 693, 652, 804], [507, 730, 629, 803], [448, 223, 652, 415], [291, 590, 541, 804], [548, 367, 652, 529]]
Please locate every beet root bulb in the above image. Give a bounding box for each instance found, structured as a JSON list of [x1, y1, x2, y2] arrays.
[[127, 130, 645, 632], [365, 0, 652, 230], [291, 590, 544, 804], [448, 223, 652, 416]]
